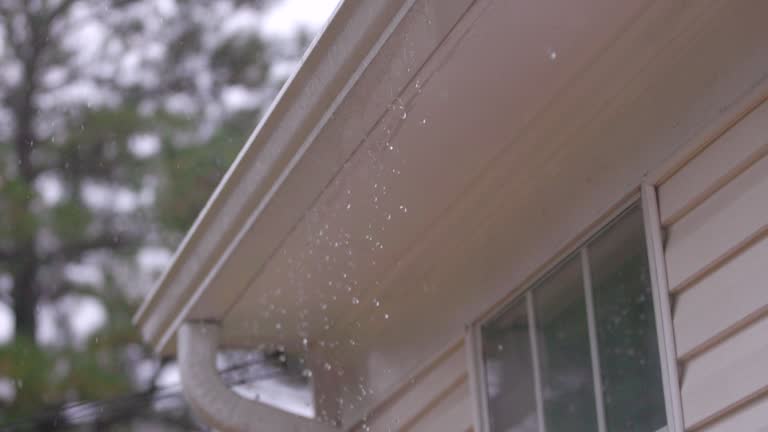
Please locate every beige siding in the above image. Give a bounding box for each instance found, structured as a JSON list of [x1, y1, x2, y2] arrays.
[[349, 342, 473, 432], [659, 98, 768, 431], [658, 100, 768, 227]]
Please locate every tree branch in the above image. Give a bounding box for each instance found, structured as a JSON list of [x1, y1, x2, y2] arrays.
[[0, 6, 26, 61], [45, 0, 77, 24]]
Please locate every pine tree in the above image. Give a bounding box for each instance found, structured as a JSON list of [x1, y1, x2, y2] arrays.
[[0, 0, 307, 429]]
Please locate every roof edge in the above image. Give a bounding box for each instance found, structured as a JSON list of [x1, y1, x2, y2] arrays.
[[133, 0, 410, 352]]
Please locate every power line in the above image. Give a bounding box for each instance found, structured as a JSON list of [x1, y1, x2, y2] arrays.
[[0, 357, 290, 431]]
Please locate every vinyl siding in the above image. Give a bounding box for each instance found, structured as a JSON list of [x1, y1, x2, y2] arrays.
[[348, 342, 473, 432], [658, 97, 768, 431]]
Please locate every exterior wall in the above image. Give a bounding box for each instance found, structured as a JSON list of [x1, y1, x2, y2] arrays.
[[348, 341, 473, 432], [657, 97, 768, 431]]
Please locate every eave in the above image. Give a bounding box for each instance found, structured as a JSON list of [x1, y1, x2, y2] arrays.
[[133, 0, 474, 354]]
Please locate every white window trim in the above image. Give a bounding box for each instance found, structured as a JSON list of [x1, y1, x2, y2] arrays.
[[465, 191, 685, 432], [465, 324, 490, 432], [582, 248, 608, 432], [641, 182, 685, 432]]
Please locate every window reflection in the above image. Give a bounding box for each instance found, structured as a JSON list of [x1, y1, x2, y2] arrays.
[[480, 204, 667, 432], [588, 206, 666, 432], [533, 255, 597, 432], [482, 299, 538, 432]]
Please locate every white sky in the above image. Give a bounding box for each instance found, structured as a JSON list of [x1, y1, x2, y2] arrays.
[[261, 0, 341, 38]]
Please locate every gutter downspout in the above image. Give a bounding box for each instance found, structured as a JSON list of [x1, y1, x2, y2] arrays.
[[177, 322, 339, 432]]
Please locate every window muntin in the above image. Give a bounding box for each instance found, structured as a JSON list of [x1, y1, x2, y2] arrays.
[[587, 206, 666, 431], [533, 255, 598, 432], [481, 204, 667, 432]]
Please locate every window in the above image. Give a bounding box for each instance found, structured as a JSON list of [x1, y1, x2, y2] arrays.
[[480, 204, 667, 432]]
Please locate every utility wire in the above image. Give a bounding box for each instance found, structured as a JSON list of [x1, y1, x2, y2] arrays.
[[0, 357, 289, 431]]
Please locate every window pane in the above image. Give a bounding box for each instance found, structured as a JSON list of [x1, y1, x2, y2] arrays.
[[534, 255, 598, 432], [482, 298, 539, 432], [588, 205, 667, 431]]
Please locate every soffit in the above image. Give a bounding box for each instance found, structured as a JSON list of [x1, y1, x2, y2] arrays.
[[221, 0, 768, 425]]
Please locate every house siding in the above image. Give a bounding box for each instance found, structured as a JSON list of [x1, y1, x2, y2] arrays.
[[349, 342, 473, 432], [658, 97, 768, 431]]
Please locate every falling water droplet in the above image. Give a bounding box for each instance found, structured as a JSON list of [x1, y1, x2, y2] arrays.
[[549, 49, 557, 60]]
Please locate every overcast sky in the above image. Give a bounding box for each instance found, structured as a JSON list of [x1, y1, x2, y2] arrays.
[[0, 0, 341, 346], [262, 0, 340, 37]]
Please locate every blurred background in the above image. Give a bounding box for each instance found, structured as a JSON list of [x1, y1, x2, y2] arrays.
[[0, 0, 337, 429]]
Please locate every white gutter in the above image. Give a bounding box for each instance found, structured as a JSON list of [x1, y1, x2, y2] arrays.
[[133, 0, 411, 354], [177, 321, 338, 432]]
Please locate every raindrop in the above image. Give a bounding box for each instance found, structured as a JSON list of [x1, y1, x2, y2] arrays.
[[324, 362, 332, 371], [421, 119, 427, 125], [346, 203, 351, 210], [400, 111, 407, 120], [384, 313, 390, 320], [373, 298, 380, 307], [352, 297, 359, 305], [399, 205, 407, 213], [275, 323, 282, 330], [302, 369, 313, 378], [549, 49, 557, 60]]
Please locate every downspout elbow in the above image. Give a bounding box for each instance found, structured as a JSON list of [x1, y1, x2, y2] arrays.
[[177, 321, 339, 432]]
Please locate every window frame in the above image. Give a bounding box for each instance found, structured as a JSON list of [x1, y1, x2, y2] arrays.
[[465, 188, 684, 432]]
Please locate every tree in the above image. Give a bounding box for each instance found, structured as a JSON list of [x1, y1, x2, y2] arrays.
[[0, 0, 309, 429]]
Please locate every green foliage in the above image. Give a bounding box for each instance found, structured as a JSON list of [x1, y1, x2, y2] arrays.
[[58, 107, 151, 188], [51, 201, 91, 242], [0, 179, 38, 244], [211, 36, 270, 86], [156, 110, 257, 233], [0, 0, 300, 428], [0, 338, 57, 418]]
